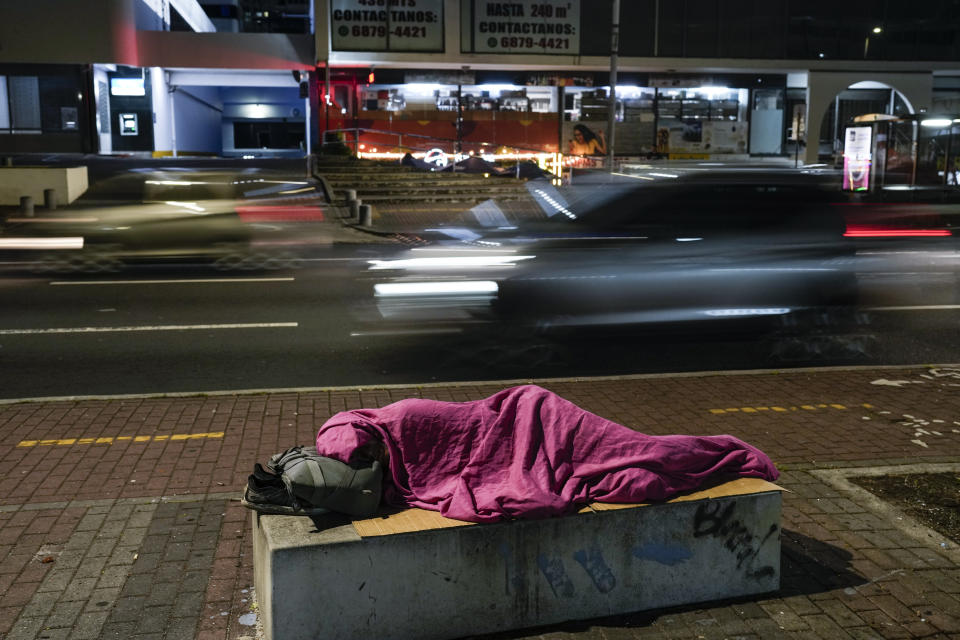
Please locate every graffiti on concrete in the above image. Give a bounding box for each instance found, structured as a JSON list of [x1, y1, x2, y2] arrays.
[[693, 501, 778, 580], [572, 547, 616, 593], [498, 542, 526, 595], [537, 553, 575, 598], [632, 543, 693, 566]]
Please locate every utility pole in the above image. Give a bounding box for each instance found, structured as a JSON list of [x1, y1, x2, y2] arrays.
[[607, 0, 620, 172]]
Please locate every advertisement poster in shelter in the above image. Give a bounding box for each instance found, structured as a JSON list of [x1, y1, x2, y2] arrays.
[[843, 126, 872, 191]]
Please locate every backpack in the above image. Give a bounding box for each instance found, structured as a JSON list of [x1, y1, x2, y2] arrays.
[[243, 445, 383, 518]]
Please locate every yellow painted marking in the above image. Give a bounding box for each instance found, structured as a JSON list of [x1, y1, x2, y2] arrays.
[[862, 403, 874, 409], [709, 404, 863, 416], [15, 432, 224, 448]]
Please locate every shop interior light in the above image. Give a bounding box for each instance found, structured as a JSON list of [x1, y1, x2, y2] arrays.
[[475, 84, 519, 92], [921, 118, 952, 127], [696, 86, 730, 98], [405, 83, 444, 95]]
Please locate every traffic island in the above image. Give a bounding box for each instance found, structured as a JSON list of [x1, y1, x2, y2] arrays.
[[252, 477, 783, 640]]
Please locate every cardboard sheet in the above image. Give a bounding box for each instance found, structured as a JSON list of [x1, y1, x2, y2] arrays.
[[351, 477, 784, 538]]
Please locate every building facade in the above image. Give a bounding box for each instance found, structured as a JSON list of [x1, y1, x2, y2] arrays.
[[1, 0, 959, 168]]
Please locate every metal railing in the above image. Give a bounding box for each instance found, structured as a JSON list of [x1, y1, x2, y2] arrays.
[[319, 127, 552, 157]]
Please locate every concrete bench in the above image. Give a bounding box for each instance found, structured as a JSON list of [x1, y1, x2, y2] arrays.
[[252, 477, 782, 640], [0, 166, 88, 206]]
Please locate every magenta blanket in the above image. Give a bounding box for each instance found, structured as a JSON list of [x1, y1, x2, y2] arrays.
[[315, 385, 778, 523]]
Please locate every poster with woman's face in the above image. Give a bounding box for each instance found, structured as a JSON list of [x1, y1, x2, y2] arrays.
[[567, 123, 605, 155]]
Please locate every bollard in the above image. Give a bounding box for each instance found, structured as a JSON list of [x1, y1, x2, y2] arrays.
[[344, 189, 357, 203], [3, 157, 12, 167], [349, 198, 361, 222], [44, 188, 57, 210], [20, 196, 34, 217], [359, 204, 372, 227]]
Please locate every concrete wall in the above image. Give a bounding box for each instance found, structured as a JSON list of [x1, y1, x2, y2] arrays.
[[173, 86, 223, 154], [0, 1, 129, 65], [134, 0, 170, 31], [135, 32, 313, 70], [0, 2, 310, 69], [150, 67, 173, 154]]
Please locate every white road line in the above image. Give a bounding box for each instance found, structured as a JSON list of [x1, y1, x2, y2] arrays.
[[0, 323, 298, 335], [299, 257, 383, 262], [50, 277, 295, 286], [867, 305, 960, 311]]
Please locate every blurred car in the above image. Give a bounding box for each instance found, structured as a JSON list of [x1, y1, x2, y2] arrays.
[[361, 170, 956, 341], [0, 170, 327, 273]]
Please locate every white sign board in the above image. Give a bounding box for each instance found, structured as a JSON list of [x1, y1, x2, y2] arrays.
[[331, 0, 444, 52], [473, 0, 580, 55], [844, 126, 872, 161]]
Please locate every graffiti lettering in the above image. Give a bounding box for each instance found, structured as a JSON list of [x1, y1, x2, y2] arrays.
[[536, 553, 575, 598], [693, 501, 778, 580], [572, 547, 616, 593]]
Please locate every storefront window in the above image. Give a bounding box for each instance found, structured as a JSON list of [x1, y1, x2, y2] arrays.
[[360, 83, 556, 114]]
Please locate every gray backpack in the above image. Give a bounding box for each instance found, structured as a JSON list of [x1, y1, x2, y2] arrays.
[[243, 446, 383, 518]]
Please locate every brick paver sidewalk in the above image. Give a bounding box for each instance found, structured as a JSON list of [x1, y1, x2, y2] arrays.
[[1, 365, 960, 639]]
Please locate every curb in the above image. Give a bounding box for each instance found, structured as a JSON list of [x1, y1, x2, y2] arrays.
[[1, 362, 956, 405]]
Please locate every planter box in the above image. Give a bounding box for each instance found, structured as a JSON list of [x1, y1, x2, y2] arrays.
[[253, 477, 782, 640]]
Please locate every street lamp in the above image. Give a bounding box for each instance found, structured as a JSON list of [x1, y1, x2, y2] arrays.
[[864, 26, 882, 57]]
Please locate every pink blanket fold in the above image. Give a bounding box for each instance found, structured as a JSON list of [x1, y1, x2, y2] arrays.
[[315, 385, 778, 523]]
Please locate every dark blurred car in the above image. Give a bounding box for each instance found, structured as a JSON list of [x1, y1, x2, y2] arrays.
[[0, 170, 326, 272], [363, 170, 954, 340]]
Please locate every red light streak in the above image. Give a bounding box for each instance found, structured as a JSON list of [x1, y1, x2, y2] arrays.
[[843, 225, 951, 237], [236, 206, 326, 222]]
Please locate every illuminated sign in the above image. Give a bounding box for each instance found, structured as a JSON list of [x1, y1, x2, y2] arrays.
[[331, 0, 444, 52], [843, 126, 872, 191], [473, 0, 580, 55], [110, 77, 145, 96]]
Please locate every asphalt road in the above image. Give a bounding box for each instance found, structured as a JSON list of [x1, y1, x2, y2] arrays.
[[1, 244, 959, 400]]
